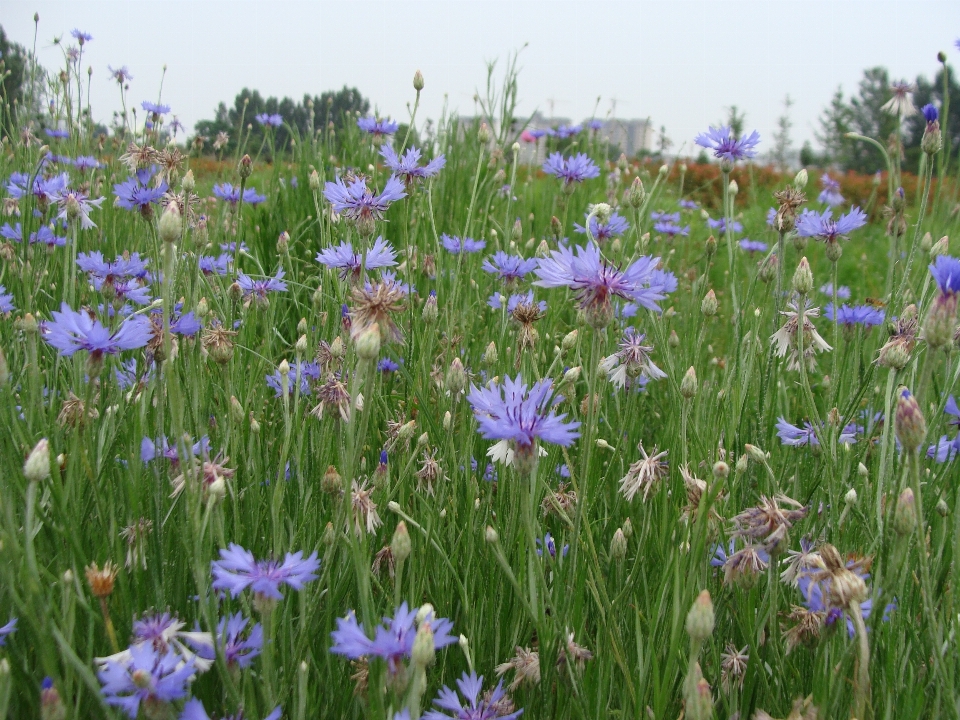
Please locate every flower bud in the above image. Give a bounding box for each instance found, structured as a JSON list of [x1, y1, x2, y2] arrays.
[[922, 116, 942, 156], [561, 329, 579, 353], [744, 444, 766, 463], [712, 461, 729, 479], [622, 517, 634, 539], [610, 528, 627, 561], [930, 236, 949, 257], [329, 336, 345, 360], [158, 202, 182, 244], [249, 416, 260, 434], [228, 282, 243, 303], [684, 671, 713, 720], [391, 521, 412, 562], [413, 69, 424, 91], [536, 239, 551, 259], [422, 292, 439, 325], [895, 387, 926, 453], [40, 676, 66, 720], [685, 589, 715, 643], [322, 521, 336, 547], [309, 169, 320, 191], [477, 122, 491, 144], [417, 432, 429, 449], [321, 465, 341, 495], [735, 454, 749, 474], [446, 357, 467, 395], [483, 341, 498, 367], [792, 257, 813, 296], [680, 366, 698, 399], [511, 217, 523, 243], [561, 365, 581, 389], [668, 330, 680, 348], [659, 164, 668, 178], [893, 487, 917, 537], [238, 154, 253, 179], [24, 438, 51, 482], [411, 620, 436, 668], [936, 498, 949, 517], [277, 230, 290, 255], [794, 168, 808, 189], [701, 289, 718, 317], [181, 169, 195, 192], [858, 462, 869, 478], [704, 234, 717, 257], [757, 252, 778, 283], [295, 334, 308, 356], [354, 323, 381, 361], [485, 526, 499, 543], [923, 292, 958, 349]]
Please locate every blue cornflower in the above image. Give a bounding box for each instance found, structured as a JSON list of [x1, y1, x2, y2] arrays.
[[739, 239, 768, 253], [44, 128, 70, 139], [6, 171, 70, 205], [824, 303, 885, 327], [316, 236, 397, 281], [73, 156, 102, 172], [441, 234, 486, 254], [766, 207, 777, 227], [140, 435, 209, 465], [330, 601, 457, 674], [180, 699, 282, 720], [0, 618, 16, 645], [141, 101, 171, 116], [574, 210, 629, 241], [114, 166, 168, 214], [97, 645, 195, 719], [795, 207, 867, 243], [946, 395, 960, 429], [71, 29, 93, 43], [694, 125, 760, 163], [214, 612, 263, 669], [108, 65, 133, 83], [212, 183, 267, 206], [265, 361, 321, 397], [818, 173, 844, 206], [198, 254, 230, 276], [929, 255, 960, 295], [776, 417, 858, 446], [819, 283, 851, 300], [0, 285, 14, 314], [534, 241, 666, 322], [799, 565, 895, 638], [97, 612, 215, 673], [54, 188, 104, 229], [0, 223, 20, 242], [424, 671, 523, 720], [78, 251, 150, 282], [679, 199, 699, 210], [44, 304, 151, 358], [32, 225, 68, 246], [380, 145, 446, 183], [587, 119, 604, 131], [553, 123, 582, 139], [237, 269, 287, 305], [542, 152, 600, 186], [482, 251, 538, 285], [488, 291, 546, 315], [927, 435, 959, 463], [211, 543, 320, 601], [108, 278, 152, 305], [922, 103, 938, 124], [114, 358, 152, 391], [255, 113, 283, 128], [536, 532, 569, 559], [324, 175, 406, 223], [707, 217, 743, 234], [220, 241, 249, 255], [378, 357, 401, 373], [651, 211, 680, 223], [653, 221, 690, 237], [357, 116, 399, 136], [467, 375, 580, 470]]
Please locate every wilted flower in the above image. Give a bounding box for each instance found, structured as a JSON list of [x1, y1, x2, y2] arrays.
[[599, 327, 666, 388], [350, 480, 382, 535], [880, 81, 917, 117], [619, 444, 668, 502], [770, 299, 832, 371]]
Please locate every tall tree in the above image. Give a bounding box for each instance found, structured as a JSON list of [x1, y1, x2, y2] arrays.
[[815, 88, 853, 168], [904, 65, 960, 172], [0, 25, 27, 128], [846, 67, 897, 173], [771, 95, 794, 170]]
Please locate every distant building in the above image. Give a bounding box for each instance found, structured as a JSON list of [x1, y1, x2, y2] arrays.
[[598, 118, 653, 158]]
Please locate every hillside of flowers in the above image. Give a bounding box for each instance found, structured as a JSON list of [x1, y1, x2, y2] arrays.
[[1, 26, 960, 720]]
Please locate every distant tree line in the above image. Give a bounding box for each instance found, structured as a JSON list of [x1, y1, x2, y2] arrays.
[[804, 64, 959, 174], [193, 87, 370, 156]]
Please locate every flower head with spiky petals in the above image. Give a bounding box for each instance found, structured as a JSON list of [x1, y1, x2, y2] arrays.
[[534, 241, 666, 326], [114, 166, 168, 215], [330, 601, 457, 675], [929, 255, 960, 295], [739, 240, 768, 253], [796, 207, 867, 243], [380, 145, 446, 183], [108, 65, 133, 83], [237, 270, 287, 306], [824, 303, 885, 327], [212, 183, 266, 207], [881, 82, 917, 117], [357, 116, 399, 137], [694, 125, 760, 163], [180, 698, 282, 720], [211, 543, 319, 603], [574, 211, 629, 241], [44, 304, 151, 359], [324, 175, 406, 225], [0, 286, 14, 314], [96, 612, 214, 674], [317, 236, 397, 282], [441, 234, 486, 254], [255, 113, 283, 128], [599, 327, 666, 389], [542, 152, 600, 185], [818, 174, 844, 206], [482, 252, 538, 286], [97, 645, 195, 719], [424, 671, 523, 720], [141, 101, 171, 116]]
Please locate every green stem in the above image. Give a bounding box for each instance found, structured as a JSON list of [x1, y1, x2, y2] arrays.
[[876, 369, 898, 529]]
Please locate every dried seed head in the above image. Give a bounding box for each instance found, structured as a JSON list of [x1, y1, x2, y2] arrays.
[[85, 561, 119, 598]]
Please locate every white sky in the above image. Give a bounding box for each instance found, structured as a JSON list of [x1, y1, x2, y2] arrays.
[[5, 0, 960, 155]]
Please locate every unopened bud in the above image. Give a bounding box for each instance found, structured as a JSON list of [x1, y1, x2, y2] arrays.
[[477, 122, 491, 144], [417, 432, 429, 449], [24, 438, 51, 482], [181, 169, 195, 192], [794, 168, 808, 189], [413, 69, 424, 91], [322, 521, 336, 546], [712, 461, 729, 479], [757, 252, 778, 283], [728, 180, 738, 196], [744, 444, 766, 463], [920, 232, 933, 253], [668, 330, 680, 348], [893, 488, 916, 536], [391, 521, 412, 562], [355, 324, 381, 360], [561, 365, 581, 387], [936, 498, 949, 517], [792, 257, 813, 295], [895, 387, 926, 453], [277, 230, 290, 254], [610, 528, 627, 561], [536, 239, 551, 258], [485, 526, 498, 543], [230, 396, 244, 424], [321, 465, 341, 494], [844, 488, 858, 506], [309, 169, 320, 191], [923, 293, 958, 349], [238, 154, 253, 179], [511, 218, 523, 243], [701, 289, 718, 317], [550, 215, 564, 239], [858, 462, 869, 478], [930, 236, 949, 257], [622, 517, 633, 539], [735, 454, 749, 474], [446, 357, 467, 395], [483, 341, 498, 366], [680, 367, 698, 399], [658, 164, 668, 178], [705, 234, 717, 257], [685, 589, 715, 643], [329, 336, 345, 359], [561, 329, 579, 353]]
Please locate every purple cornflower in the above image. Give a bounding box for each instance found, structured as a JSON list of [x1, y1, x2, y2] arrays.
[[109, 278, 152, 305], [527, 129, 548, 140], [929, 255, 960, 295], [536, 532, 569, 559], [44, 128, 70, 139], [114, 167, 168, 214], [323, 175, 405, 223], [795, 207, 867, 243], [198, 254, 230, 276], [694, 125, 760, 163], [824, 303, 885, 327], [679, 199, 699, 210], [237, 269, 288, 305], [0, 223, 20, 242], [707, 217, 743, 234], [946, 395, 960, 429], [215, 612, 263, 669], [265, 361, 321, 397], [922, 103, 938, 124], [114, 358, 152, 391], [574, 211, 629, 241], [74, 156, 103, 172], [255, 113, 283, 128], [140, 435, 209, 465], [776, 417, 858, 447], [488, 291, 546, 314], [330, 601, 457, 674], [180, 699, 282, 720], [378, 357, 401, 373], [819, 283, 851, 300], [739, 239, 768, 253], [33, 225, 68, 247], [6, 171, 70, 206], [799, 568, 895, 638], [380, 145, 446, 183], [102, 612, 215, 672], [54, 188, 104, 229], [108, 65, 133, 83], [424, 672, 522, 720], [212, 183, 267, 206], [818, 174, 844, 206], [766, 207, 777, 227], [467, 375, 580, 470], [553, 123, 582, 139], [653, 221, 690, 237], [316, 236, 397, 281], [927, 434, 959, 463], [211, 543, 320, 601], [441, 234, 486, 254], [0, 618, 16, 645], [587, 119, 604, 131], [357, 116, 399, 137], [78, 251, 150, 283], [482, 252, 538, 285], [651, 211, 680, 223], [71, 29, 93, 43], [141, 101, 171, 116], [44, 304, 151, 358], [0, 285, 14, 314], [542, 152, 600, 186], [97, 645, 195, 719], [534, 241, 666, 323]]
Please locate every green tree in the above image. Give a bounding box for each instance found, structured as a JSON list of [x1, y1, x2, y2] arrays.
[[815, 87, 853, 168], [0, 25, 28, 129], [846, 67, 897, 173], [904, 64, 960, 172]]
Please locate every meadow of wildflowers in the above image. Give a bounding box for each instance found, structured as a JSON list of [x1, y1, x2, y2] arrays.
[[2, 20, 960, 720]]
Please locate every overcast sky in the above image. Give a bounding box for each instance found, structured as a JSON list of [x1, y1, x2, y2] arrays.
[[5, 1, 960, 155]]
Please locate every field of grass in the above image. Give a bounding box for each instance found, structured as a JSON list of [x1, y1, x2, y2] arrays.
[[1, 44, 960, 720]]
